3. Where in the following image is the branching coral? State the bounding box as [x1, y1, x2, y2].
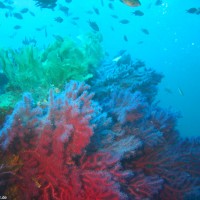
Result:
[91, 53, 163, 103]
[0, 81, 132, 199]
[0, 53, 200, 200]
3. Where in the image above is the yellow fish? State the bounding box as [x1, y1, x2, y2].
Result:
[121, 0, 141, 7]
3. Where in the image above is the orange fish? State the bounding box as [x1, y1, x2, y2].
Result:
[121, 0, 141, 7]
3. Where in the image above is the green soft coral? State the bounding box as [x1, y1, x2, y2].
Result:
[0, 46, 44, 91]
[0, 33, 103, 91]
[0, 32, 104, 115]
[41, 35, 96, 88]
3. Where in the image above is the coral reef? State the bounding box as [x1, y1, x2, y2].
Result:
[0, 54, 200, 199]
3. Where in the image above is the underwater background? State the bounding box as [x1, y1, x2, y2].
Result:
[0, 0, 200, 199]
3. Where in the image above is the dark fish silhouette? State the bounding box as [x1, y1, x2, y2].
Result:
[5, 11, 12, 18]
[65, 0, 72, 3]
[59, 5, 69, 16]
[164, 87, 173, 94]
[123, 35, 128, 42]
[132, 10, 144, 16]
[71, 21, 78, 26]
[34, 0, 57, 9]
[29, 11, 35, 16]
[141, 28, 149, 35]
[186, 8, 197, 13]
[20, 8, 29, 13]
[14, 25, 21, 29]
[35, 26, 46, 31]
[55, 17, 63, 23]
[53, 34, 64, 42]
[110, 26, 114, 31]
[137, 41, 143, 44]
[119, 19, 130, 24]
[93, 7, 100, 15]
[111, 14, 118, 19]
[13, 12, 23, 19]
[155, 0, 162, 6]
[72, 17, 80, 20]
[88, 20, 99, 31]
[86, 10, 93, 14]
[186, 8, 200, 15]
[22, 37, 37, 46]
[108, 3, 114, 10]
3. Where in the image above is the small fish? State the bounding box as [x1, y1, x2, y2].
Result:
[141, 28, 149, 35]
[93, 7, 100, 15]
[164, 87, 173, 94]
[59, 4, 69, 16]
[71, 21, 78, 26]
[29, 11, 35, 16]
[155, 0, 162, 6]
[20, 8, 29, 13]
[22, 37, 37, 46]
[88, 20, 99, 31]
[110, 26, 114, 31]
[178, 87, 184, 96]
[132, 10, 144, 16]
[147, 3, 152, 9]
[118, 49, 127, 55]
[55, 17, 63, 23]
[113, 50, 127, 61]
[123, 35, 128, 42]
[86, 10, 93, 14]
[53, 34, 64, 42]
[186, 8, 198, 14]
[13, 12, 23, 19]
[108, 3, 114, 10]
[14, 25, 21, 29]
[35, 26, 45, 31]
[137, 41, 144, 44]
[5, 11, 11, 18]
[65, 0, 72, 2]
[120, 0, 141, 7]
[111, 14, 118, 19]
[112, 55, 122, 62]
[119, 19, 130, 24]
[72, 16, 80, 20]
[34, 0, 57, 9]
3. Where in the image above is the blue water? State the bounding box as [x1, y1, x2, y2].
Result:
[0, 0, 200, 137]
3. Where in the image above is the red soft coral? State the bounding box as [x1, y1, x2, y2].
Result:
[0, 81, 128, 199]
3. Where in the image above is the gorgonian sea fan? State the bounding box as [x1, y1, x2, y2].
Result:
[0, 78, 199, 199]
[0, 81, 130, 199]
